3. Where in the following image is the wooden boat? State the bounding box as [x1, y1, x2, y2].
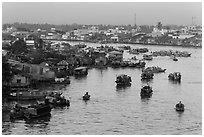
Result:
[74, 67, 88, 76]
[45, 92, 70, 107]
[9, 105, 27, 120]
[143, 66, 166, 73]
[168, 72, 181, 81]
[10, 102, 52, 120]
[115, 74, 132, 86]
[135, 60, 146, 68]
[175, 102, 184, 111]
[131, 56, 138, 60]
[120, 61, 130, 67]
[111, 61, 121, 68]
[141, 71, 154, 80]
[173, 56, 178, 61]
[140, 85, 153, 98]
[137, 48, 149, 53]
[52, 76, 70, 84]
[128, 49, 139, 55]
[7, 90, 47, 101]
[143, 54, 153, 60]
[128, 62, 137, 67]
[83, 92, 90, 100]
[24, 103, 52, 119]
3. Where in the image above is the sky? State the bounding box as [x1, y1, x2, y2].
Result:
[2, 2, 202, 26]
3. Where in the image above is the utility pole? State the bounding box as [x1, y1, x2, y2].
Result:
[194, 16, 196, 26]
[192, 16, 196, 26]
[134, 13, 136, 28]
[192, 16, 194, 25]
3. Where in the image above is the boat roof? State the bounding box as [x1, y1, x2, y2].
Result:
[174, 72, 181, 74]
[109, 51, 123, 55]
[117, 74, 129, 77]
[74, 66, 87, 70]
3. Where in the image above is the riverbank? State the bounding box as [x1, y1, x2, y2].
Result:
[43, 39, 202, 48]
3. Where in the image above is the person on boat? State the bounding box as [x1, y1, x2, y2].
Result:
[50, 92, 54, 97]
[14, 103, 21, 112]
[44, 98, 49, 105]
[37, 100, 41, 104]
[15, 103, 20, 109]
[176, 101, 184, 108]
[85, 92, 89, 96]
[55, 93, 61, 100]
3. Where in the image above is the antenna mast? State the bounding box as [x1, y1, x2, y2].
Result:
[134, 13, 136, 27]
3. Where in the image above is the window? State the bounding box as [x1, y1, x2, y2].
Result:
[40, 67, 43, 75]
[24, 66, 30, 73]
[17, 79, 21, 84]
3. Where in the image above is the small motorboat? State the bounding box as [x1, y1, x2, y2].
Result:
[24, 103, 52, 119]
[140, 85, 153, 98]
[115, 74, 132, 86]
[141, 71, 154, 80]
[74, 67, 88, 76]
[135, 60, 146, 68]
[143, 66, 166, 73]
[46, 92, 70, 107]
[52, 76, 71, 84]
[143, 54, 153, 60]
[83, 92, 90, 100]
[168, 72, 181, 81]
[175, 101, 185, 111]
[173, 55, 178, 61]
[173, 58, 178, 61]
[9, 104, 27, 120]
[7, 89, 46, 101]
[10, 101, 52, 120]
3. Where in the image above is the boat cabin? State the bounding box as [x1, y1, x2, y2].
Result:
[115, 74, 132, 86]
[74, 67, 88, 76]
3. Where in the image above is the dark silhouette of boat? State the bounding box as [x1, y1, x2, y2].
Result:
[140, 85, 153, 98]
[115, 74, 132, 86]
[143, 66, 166, 73]
[173, 58, 178, 61]
[45, 91, 70, 107]
[74, 67, 88, 76]
[83, 92, 90, 100]
[143, 54, 153, 60]
[141, 71, 154, 80]
[7, 89, 47, 101]
[168, 72, 181, 81]
[175, 101, 184, 111]
[10, 101, 52, 120]
[52, 76, 70, 84]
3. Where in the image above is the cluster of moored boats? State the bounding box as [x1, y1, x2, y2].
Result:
[9, 66, 91, 121]
[9, 90, 91, 120]
[9, 91, 71, 120]
[152, 50, 191, 57]
[8, 46, 189, 120]
[10, 92, 90, 120]
[111, 60, 146, 68]
[115, 65, 183, 111]
[127, 48, 149, 54]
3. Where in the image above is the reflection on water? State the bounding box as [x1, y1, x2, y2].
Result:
[116, 84, 131, 91]
[25, 114, 51, 125]
[2, 43, 202, 135]
[168, 80, 181, 85]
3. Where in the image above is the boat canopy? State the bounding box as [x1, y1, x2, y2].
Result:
[74, 67, 87, 71]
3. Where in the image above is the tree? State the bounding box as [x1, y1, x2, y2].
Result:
[11, 39, 28, 54]
[157, 22, 163, 30]
[28, 49, 45, 64]
[2, 56, 14, 84]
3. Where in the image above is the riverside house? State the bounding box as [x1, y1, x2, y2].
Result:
[7, 59, 55, 82]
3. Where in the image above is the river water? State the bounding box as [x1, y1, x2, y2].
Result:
[2, 42, 202, 135]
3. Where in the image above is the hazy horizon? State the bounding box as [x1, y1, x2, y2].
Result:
[2, 2, 202, 26]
